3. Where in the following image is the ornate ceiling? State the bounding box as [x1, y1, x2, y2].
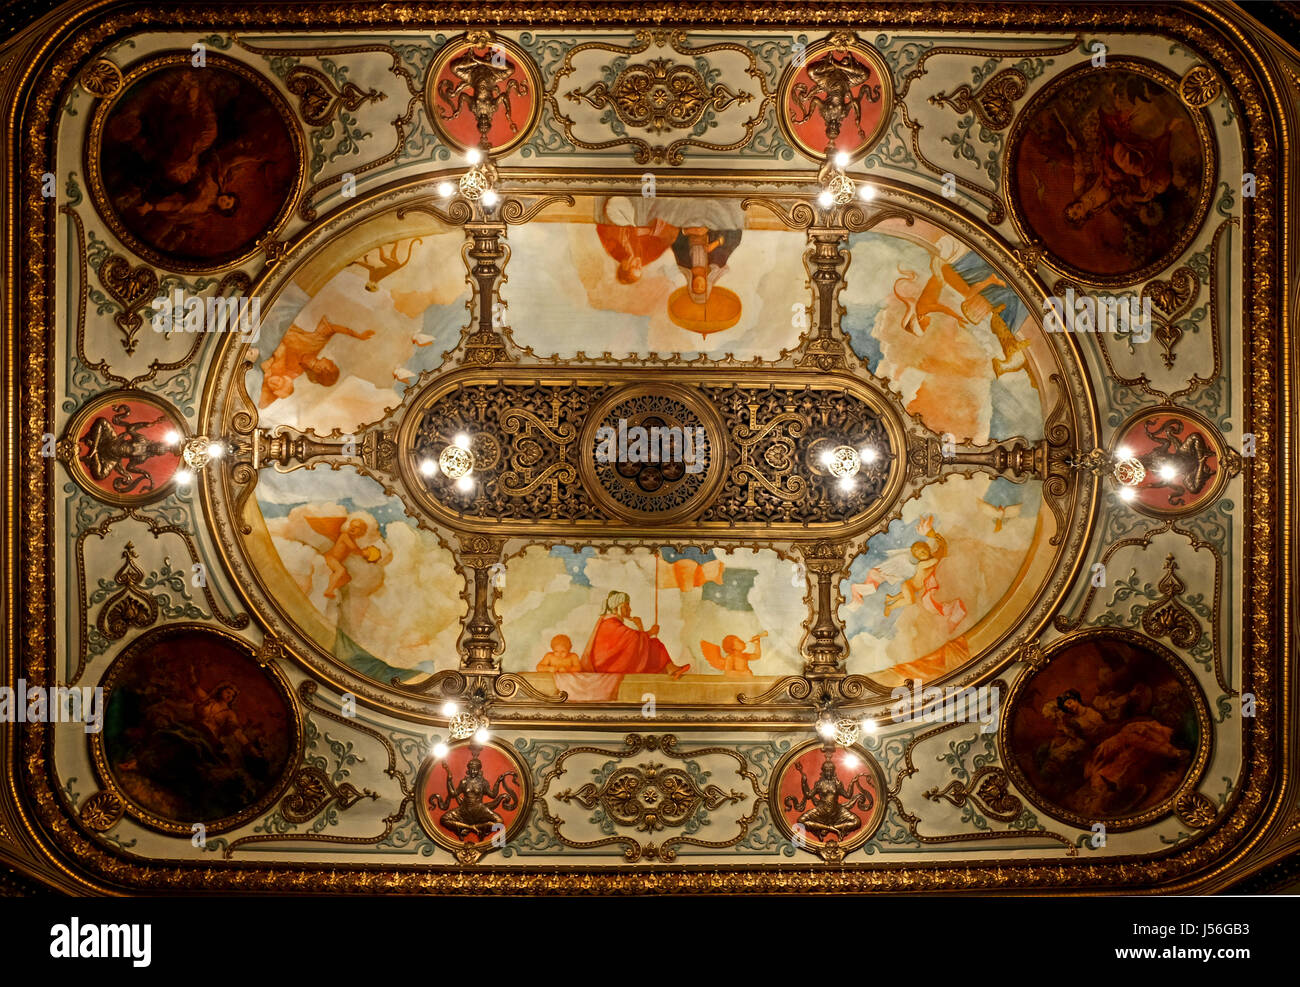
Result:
[0, 1, 1296, 894]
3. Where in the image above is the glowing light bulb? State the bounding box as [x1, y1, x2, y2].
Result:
[860, 446, 878, 464]
[456, 473, 474, 492]
[207, 442, 224, 459]
[466, 148, 482, 165]
[860, 718, 878, 734]
[1159, 464, 1177, 481]
[481, 189, 499, 207]
[819, 449, 834, 466]
[420, 458, 438, 477]
[432, 742, 449, 759]
[453, 433, 471, 450]
[1115, 446, 1133, 461]
[1119, 486, 1137, 502]
[164, 429, 181, 446]
[174, 469, 194, 486]
[817, 189, 834, 208]
[437, 180, 455, 198]
[817, 719, 837, 740]
[473, 726, 491, 744]
[441, 701, 459, 717]
[834, 150, 850, 168]
[839, 475, 855, 492]
[843, 753, 860, 769]
[859, 183, 877, 202]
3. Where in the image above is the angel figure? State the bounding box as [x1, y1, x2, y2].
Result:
[305, 516, 382, 598]
[850, 515, 967, 630]
[699, 632, 768, 676]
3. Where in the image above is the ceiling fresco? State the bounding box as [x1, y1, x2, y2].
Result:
[1, 2, 1296, 896]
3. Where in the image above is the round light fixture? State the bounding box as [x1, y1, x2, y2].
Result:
[438, 444, 474, 480]
[825, 444, 861, 479]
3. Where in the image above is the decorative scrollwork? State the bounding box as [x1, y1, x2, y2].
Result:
[1141, 554, 1203, 650]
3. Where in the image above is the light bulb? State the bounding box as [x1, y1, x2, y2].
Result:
[163, 429, 181, 446]
[1115, 445, 1133, 461]
[432, 742, 449, 759]
[441, 701, 459, 717]
[839, 475, 855, 492]
[466, 148, 482, 165]
[174, 469, 194, 486]
[207, 442, 224, 459]
[481, 189, 499, 207]
[437, 180, 455, 198]
[834, 149, 850, 168]
[859, 183, 877, 201]
[1159, 464, 1176, 481]
[419, 458, 438, 477]
[456, 473, 474, 492]
[860, 446, 878, 464]
[817, 719, 837, 740]
[817, 189, 834, 208]
[473, 726, 490, 744]
[453, 433, 471, 450]
[819, 449, 834, 466]
[1119, 486, 1137, 502]
[860, 718, 878, 734]
[843, 753, 860, 769]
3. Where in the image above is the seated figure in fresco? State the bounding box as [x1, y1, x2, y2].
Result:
[536, 634, 582, 673]
[595, 196, 679, 284]
[259, 316, 376, 408]
[783, 750, 876, 840]
[671, 226, 742, 305]
[579, 591, 690, 679]
[1079, 718, 1189, 816]
[429, 754, 519, 840]
[700, 632, 767, 677]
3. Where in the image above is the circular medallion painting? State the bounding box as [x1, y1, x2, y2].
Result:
[416, 741, 530, 859]
[770, 742, 887, 857]
[426, 35, 541, 156]
[1110, 408, 1228, 516]
[578, 384, 729, 524]
[778, 36, 893, 162]
[1007, 60, 1215, 284]
[87, 53, 302, 270]
[1002, 629, 1209, 830]
[95, 626, 298, 833]
[65, 391, 185, 505]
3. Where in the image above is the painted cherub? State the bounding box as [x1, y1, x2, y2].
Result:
[700, 631, 768, 676]
[536, 634, 582, 673]
[259, 316, 376, 408]
[850, 515, 967, 630]
[304, 516, 382, 598]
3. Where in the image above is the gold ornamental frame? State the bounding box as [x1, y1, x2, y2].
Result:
[424, 32, 544, 158]
[1105, 405, 1232, 519]
[83, 51, 307, 274]
[59, 388, 188, 507]
[767, 739, 889, 859]
[87, 623, 303, 836]
[996, 626, 1213, 834]
[413, 738, 534, 861]
[0, 1, 1290, 895]
[1002, 57, 1220, 289]
[775, 32, 895, 164]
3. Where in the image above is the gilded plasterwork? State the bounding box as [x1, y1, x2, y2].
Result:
[0, 2, 1292, 895]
